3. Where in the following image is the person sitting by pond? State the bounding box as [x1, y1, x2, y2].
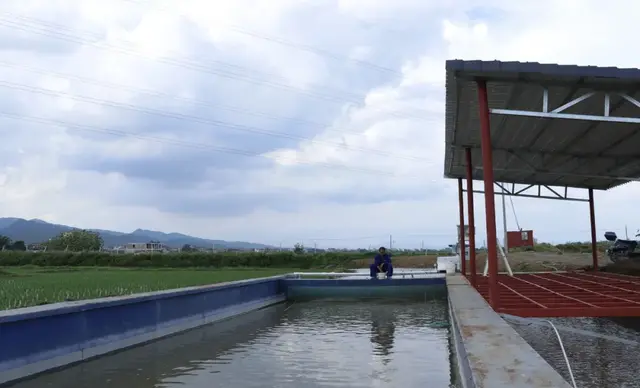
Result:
[370, 246, 393, 279]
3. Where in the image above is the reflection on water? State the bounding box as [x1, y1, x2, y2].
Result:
[370, 308, 396, 364]
[507, 316, 640, 388]
[12, 299, 454, 388]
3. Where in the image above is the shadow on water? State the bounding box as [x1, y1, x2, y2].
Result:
[507, 316, 640, 388]
[11, 298, 455, 388]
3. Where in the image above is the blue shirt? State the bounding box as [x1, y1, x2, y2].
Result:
[374, 253, 391, 266]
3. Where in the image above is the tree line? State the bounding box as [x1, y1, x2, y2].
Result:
[0, 230, 103, 252]
[0, 236, 26, 251]
[1, 228, 614, 255]
[0, 251, 365, 269]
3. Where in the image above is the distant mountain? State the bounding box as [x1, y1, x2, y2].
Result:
[0, 218, 270, 249]
[131, 228, 188, 241]
[0, 217, 20, 229]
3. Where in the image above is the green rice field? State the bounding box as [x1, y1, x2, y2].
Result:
[0, 267, 302, 310]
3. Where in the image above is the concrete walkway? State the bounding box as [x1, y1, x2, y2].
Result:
[447, 275, 572, 388]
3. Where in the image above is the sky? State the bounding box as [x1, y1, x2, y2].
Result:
[0, 0, 639, 249]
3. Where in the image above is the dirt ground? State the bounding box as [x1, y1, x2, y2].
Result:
[350, 255, 439, 269]
[350, 252, 608, 272]
[600, 260, 640, 276]
[473, 251, 604, 272]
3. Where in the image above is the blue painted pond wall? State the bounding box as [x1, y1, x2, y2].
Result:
[0, 276, 285, 385]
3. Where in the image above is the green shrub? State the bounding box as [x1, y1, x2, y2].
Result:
[0, 251, 365, 269]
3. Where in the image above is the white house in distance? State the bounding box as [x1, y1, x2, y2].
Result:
[123, 242, 168, 254]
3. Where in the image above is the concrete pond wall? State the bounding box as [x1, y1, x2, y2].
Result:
[0, 276, 286, 385]
[0, 273, 574, 387]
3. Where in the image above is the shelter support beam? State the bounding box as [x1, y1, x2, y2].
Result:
[465, 148, 477, 287]
[477, 79, 499, 309]
[588, 188, 598, 270]
[464, 145, 639, 171]
[457, 178, 466, 277]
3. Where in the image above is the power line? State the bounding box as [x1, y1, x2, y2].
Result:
[0, 111, 417, 177]
[0, 15, 362, 104]
[0, 13, 434, 121]
[0, 80, 432, 162]
[121, 0, 404, 77]
[0, 60, 438, 141]
[0, 10, 437, 177]
[301, 235, 390, 241]
[4, 12, 338, 97]
[299, 232, 457, 241]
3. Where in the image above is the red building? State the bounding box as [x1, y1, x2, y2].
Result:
[506, 230, 534, 249]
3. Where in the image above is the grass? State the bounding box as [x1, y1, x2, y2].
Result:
[0, 266, 307, 310]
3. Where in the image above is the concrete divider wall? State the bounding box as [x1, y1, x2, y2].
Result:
[0, 276, 286, 385]
[448, 296, 480, 388]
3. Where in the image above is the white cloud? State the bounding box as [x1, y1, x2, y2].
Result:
[0, 0, 638, 249]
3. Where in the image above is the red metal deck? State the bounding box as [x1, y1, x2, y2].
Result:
[474, 272, 640, 317]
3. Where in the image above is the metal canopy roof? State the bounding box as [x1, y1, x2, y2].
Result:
[444, 59, 640, 190]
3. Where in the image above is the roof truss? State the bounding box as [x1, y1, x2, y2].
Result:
[462, 182, 589, 202]
[492, 88, 640, 124]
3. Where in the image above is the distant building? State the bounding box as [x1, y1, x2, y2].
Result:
[123, 242, 168, 254]
[27, 243, 45, 252]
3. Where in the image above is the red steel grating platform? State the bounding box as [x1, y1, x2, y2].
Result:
[474, 272, 640, 317]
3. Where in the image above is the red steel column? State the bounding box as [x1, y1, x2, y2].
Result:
[477, 79, 499, 309]
[457, 178, 467, 276]
[465, 147, 477, 287]
[588, 188, 598, 270]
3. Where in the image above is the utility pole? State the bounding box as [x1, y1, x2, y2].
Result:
[501, 184, 508, 252]
[389, 235, 392, 250]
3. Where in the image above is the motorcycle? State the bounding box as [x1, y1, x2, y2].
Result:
[604, 231, 640, 263]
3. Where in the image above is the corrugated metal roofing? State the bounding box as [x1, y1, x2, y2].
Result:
[444, 59, 640, 190]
